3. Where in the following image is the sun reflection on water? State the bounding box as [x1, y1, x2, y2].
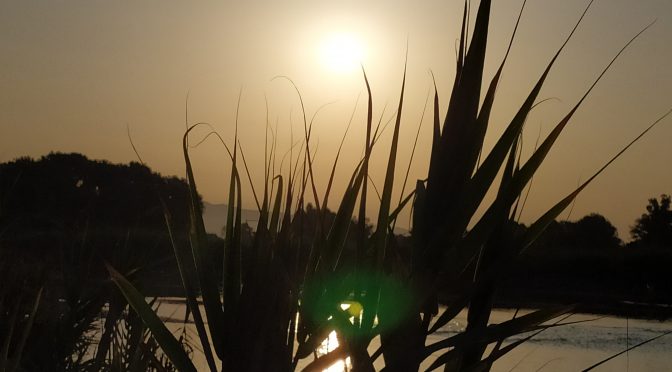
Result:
[318, 330, 352, 372]
[314, 301, 366, 371]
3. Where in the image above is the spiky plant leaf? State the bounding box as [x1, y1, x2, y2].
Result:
[161, 198, 217, 372]
[425, 305, 573, 358]
[106, 264, 197, 372]
[182, 125, 225, 360]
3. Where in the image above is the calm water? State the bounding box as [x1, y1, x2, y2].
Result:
[155, 300, 671, 371]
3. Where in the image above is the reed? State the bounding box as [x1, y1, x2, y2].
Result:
[109, 1, 670, 371]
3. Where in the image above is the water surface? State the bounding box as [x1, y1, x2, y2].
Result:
[155, 301, 671, 371]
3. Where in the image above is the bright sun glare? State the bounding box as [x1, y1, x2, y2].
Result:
[319, 32, 364, 74]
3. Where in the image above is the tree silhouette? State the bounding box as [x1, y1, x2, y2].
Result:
[529, 213, 622, 252]
[574, 213, 622, 250]
[0, 152, 193, 236]
[631, 194, 672, 248]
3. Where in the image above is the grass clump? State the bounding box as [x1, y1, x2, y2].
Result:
[109, 0, 671, 371]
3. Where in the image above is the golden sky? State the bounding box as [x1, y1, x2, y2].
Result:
[1, 0, 671, 240]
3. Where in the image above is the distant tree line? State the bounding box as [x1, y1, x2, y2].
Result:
[1, 152, 671, 367]
[0, 152, 197, 370]
[527, 194, 672, 252]
[500, 195, 672, 318]
[0, 152, 193, 234]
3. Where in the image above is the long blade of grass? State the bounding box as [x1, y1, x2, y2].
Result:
[441, 0, 491, 167]
[322, 95, 358, 218]
[225, 96, 243, 324]
[367, 56, 409, 361]
[357, 68, 374, 272]
[460, 0, 595, 229]
[464, 314, 581, 372]
[456, 23, 653, 274]
[427, 289, 474, 334]
[504, 21, 654, 212]
[425, 305, 573, 356]
[224, 156, 239, 283]
[429, 71, 441, 169]
[520, 107, 672, 252]
[430, 324, 538, 372]
[183, 124, 225, 359]
[423, 0, 491, 240]
[161, 201, 217, 371]
[323, 160, 367, 271]
[269, 175, 283, 238]
[582, 330, 672, 372]
[372, 54, 407, 268]
[389, 188, 416, 227]
[238, 142, 262, 212]
[468, 0, 527, 182]
[106, 264, 197, 372]
[394, 86, 430, 233]
[276, 76, 323, 214]
[225, 168, 243, 317]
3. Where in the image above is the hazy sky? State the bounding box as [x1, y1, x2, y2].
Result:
[1, 0, 671, 240]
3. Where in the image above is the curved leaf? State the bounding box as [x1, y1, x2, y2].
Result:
[106, 264, 197, 372]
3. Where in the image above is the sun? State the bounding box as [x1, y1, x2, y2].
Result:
[318, 32, 364, 74]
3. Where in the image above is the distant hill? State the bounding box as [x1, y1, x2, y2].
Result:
[202, 202, 259, 236]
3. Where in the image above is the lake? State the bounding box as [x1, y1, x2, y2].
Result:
[155, 300, 671, 371]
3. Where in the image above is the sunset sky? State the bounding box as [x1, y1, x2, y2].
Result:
[1, 0, 671, 240]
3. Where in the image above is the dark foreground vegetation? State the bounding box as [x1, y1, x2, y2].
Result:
[1, 153, 671, 370]
[3, 1, 672, 370]
[0, 153, 194, 371]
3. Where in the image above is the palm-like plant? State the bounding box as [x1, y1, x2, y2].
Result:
[109, 0, 670, 371]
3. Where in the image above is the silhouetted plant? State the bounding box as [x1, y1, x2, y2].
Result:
[108, 1, 671, 371]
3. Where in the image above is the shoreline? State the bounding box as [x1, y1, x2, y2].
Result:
[150, 295, 672, 323]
